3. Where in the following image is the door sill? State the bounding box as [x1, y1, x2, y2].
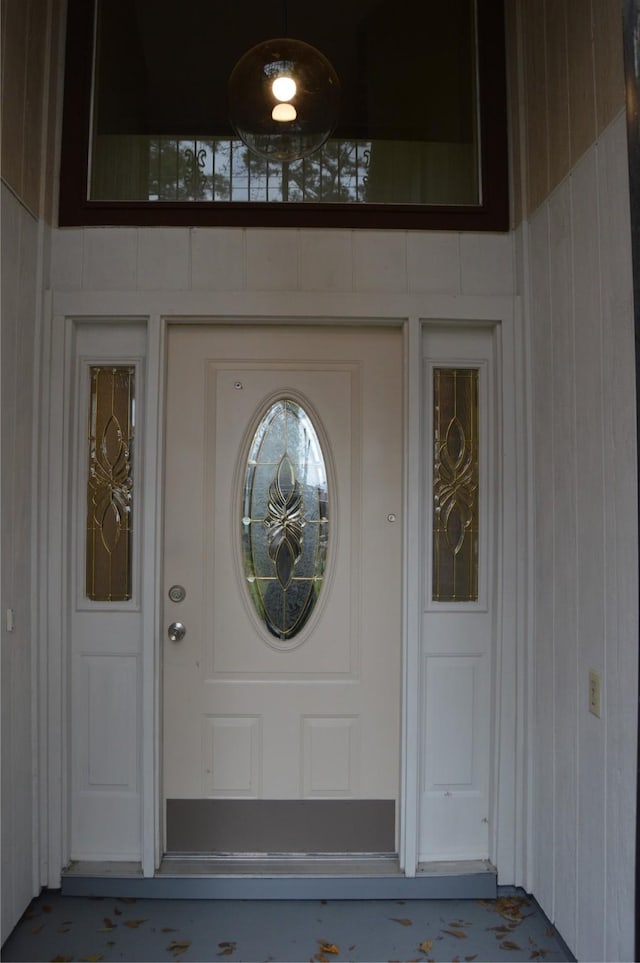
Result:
[159, 853, 401, 876]
[62, 857, 497, 899]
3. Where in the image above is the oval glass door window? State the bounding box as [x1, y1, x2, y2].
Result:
[241, 398, 329, 642]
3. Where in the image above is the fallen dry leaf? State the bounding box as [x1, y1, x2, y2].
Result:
[500, 940, 522, 951]
[167, 940, 191, 954]
[217, 941, 236, 957]
[318, 941, 340, 955]
[161, 927, 178, 932]
[443, 929, 468, 939]
[43, 905, 54, 914]
[390, 917, 413, 926]
[102, 918, 116, 930]
[80, 956, 103, 962]
[465, 956, 478, 961]
[118, 897, 137, 904]
[32, 923, 46, 934]
[50, 956, 73, 962]
[123, 919, 147, 929]
[494, 897, 529, 922]
[113, 907, 122, 916]
[314, 955, 328, 962]
[57, 928, 71, 934]
[418, 940, 433, 954]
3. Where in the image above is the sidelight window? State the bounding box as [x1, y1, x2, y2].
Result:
[432, 367, 479, 602]
[86, 366, 135, 602]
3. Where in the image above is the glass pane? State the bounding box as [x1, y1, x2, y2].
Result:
[91, 135, 478, 206]
[89, 0, 479, 208]
[86, 366, 135, 601]
[432, 368, 478, 602]
[242, 399, 329, 641]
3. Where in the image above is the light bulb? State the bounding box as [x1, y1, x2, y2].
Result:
[272, 103, 297, 122]
[272, 75, 296, 102]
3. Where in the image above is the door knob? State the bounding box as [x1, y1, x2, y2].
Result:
[168, 621, 186, 642]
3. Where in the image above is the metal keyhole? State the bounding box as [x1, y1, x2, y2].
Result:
[168, 621, 186, 642]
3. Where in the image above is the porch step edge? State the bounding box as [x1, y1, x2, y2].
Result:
[61, 864, 497, 900]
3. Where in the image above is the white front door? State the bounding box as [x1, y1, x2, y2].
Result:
[162, 324, 403, 854]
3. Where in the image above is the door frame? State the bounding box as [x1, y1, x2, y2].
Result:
[40, 294, 528, 886]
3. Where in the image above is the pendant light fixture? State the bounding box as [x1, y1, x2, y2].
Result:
[228, 20, 340, 163]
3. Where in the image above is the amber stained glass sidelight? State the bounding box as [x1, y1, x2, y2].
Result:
[86, 366, 135, 601]
[432, 367, 479, 602]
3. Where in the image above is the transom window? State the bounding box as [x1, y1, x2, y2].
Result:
[59, 0, 508, 229]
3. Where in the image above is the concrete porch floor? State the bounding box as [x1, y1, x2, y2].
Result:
[1, 887, 574, 962]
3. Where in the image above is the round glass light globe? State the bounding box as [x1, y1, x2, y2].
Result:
[228, 37, 340, 162]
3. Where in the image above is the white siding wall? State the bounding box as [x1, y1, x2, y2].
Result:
[526, 111, 637, 962]
[50, 227, 515, 300]
[1, 183, 42, 940]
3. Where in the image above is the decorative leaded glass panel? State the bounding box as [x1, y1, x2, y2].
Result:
[432, 368, 479, 602]
[86, 366, 135, 601]
[242, 399, 329, 641]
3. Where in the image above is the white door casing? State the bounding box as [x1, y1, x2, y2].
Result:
[162, 324, 403, 850]
[47, 296, 523, 884]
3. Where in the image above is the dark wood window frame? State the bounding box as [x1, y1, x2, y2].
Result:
[58, 0, 509, 231]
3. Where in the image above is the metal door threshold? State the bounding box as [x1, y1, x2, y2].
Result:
[62, 857, 497, 899]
